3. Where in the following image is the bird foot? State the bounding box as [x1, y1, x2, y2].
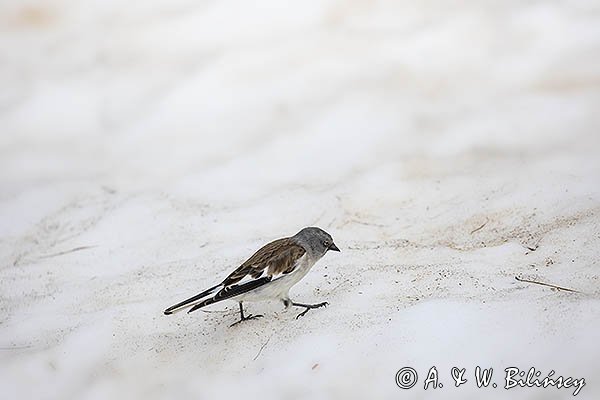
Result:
[292, 301, 329, 319]
[229, 314, 263, 327]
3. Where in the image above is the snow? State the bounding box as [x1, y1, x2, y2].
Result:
[1, 1, 600, 399]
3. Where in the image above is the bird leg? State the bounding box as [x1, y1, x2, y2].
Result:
[230, 302, 263, 327]
[291, 301, 329, 319]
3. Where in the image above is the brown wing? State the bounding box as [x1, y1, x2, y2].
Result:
[221, 238, 306, 287]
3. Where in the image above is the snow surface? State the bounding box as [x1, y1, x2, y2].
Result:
[1, 1, 600, 399]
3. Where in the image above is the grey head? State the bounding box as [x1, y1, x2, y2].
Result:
[292, 227, 340, 258]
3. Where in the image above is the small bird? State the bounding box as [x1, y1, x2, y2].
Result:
[164, 227, 340, 326]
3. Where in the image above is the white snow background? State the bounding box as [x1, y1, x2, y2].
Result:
[1, 1, 599, 399]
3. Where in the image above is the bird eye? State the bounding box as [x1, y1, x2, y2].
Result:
[323, 240, 330, 247]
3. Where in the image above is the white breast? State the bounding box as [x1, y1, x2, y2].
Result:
[232, 253, 317, 303]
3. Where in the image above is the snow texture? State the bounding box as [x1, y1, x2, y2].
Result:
[1, 1, 599, 399]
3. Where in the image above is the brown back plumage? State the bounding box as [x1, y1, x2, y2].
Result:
[221, 238, 305, 286]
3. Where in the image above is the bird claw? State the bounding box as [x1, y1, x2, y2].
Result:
[294, 302, 329, 319]
[229, 314, 263, 327]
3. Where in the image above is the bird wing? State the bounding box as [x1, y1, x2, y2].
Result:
[220, 238, 306, 286]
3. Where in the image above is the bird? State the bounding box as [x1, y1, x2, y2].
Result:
[163, 227, 340, 326]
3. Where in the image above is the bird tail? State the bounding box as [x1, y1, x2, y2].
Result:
[163, 284, 221, 315]
[187, 276, 273, 314]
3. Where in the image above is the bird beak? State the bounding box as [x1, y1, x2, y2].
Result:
[328, 242, 340, 252]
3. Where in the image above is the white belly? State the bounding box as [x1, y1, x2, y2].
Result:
[232, 254, 316, 303]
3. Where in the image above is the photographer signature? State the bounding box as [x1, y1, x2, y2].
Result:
[395, 366, 585, 396]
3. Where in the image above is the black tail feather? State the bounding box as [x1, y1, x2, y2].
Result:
[187, 277, 272, 314]
[163, 284, 220, 315]
[186, 296, 219, 314]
